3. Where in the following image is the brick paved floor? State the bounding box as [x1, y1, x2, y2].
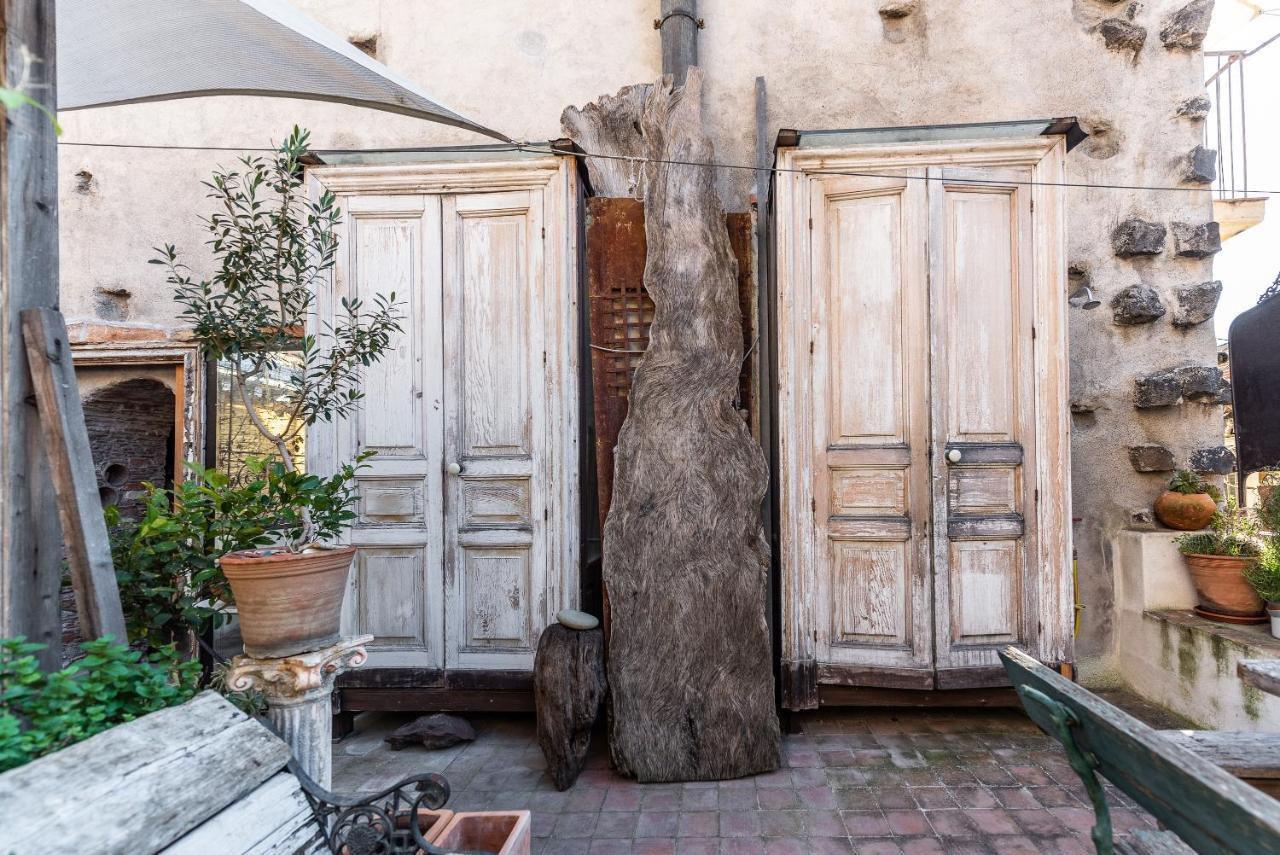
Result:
[334, 706, 1158, 853]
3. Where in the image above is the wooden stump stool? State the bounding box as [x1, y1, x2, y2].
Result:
[534, 622, 606, 790]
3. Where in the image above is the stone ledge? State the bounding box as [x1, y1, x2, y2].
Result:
[1145, 608, 1280, 658]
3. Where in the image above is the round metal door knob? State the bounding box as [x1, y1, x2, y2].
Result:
[446, 462, 462, 475]
[946, 449, 963, 464]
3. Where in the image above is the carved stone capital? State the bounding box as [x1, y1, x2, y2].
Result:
[229, 634, 373, 703]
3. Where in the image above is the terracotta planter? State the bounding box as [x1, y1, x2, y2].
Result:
[393, 808, 452, 845]
[433, 811, 531, 855]
[1184, 553, 1265, 622]
[1154, 491, 1217, 531]
[220, 545, 355, 658]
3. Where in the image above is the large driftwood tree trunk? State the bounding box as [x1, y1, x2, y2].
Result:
[562, 70, 779, 782]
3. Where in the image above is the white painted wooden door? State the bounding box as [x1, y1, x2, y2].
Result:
[783, 152, 1066, 692]
[926, 166, 1040, 687]
[808, 172, 934, 686]
[313, 161, 578, 674]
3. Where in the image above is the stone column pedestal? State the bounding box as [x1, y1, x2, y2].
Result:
[228, 634, 373, 788]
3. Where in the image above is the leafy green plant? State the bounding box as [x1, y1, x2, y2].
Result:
[155, 126, 402, 549]
[0, 636, 199, 772]
[1246, 487, 1280, 603]
[109, 455, 372, 648]
[1176, 500, 1261, 557]
[1168, 468, 1223, 502]
[108, 463, 275, 651]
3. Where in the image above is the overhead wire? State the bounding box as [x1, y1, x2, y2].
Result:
[58, 137, 1280, 197]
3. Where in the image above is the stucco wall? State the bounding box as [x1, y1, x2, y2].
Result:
[57, 0, 1223, 665]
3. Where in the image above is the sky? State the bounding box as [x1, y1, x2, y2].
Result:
[1206, 1, 1280, 340]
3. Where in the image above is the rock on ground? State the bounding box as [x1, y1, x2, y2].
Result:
[384, 713, 476, 751]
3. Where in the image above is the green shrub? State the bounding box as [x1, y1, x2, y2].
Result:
[110, 456, 371, 650]
[1246, 488, 1280, 603]
[0, 636, 199, 772]
[109, 463, 275, 651]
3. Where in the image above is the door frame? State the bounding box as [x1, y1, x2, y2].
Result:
[304, 155, 580, 672]
[775, 137, 1071, 708]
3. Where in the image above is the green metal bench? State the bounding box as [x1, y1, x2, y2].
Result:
[1000, 646, 1280, 854]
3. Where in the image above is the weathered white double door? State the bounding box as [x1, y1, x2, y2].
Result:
[308, 160, 578, 673]
[778, 141, 1072, 697]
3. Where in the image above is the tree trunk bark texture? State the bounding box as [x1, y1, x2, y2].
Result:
[562, 70, 780, 782]
[534, 623, 607, 790]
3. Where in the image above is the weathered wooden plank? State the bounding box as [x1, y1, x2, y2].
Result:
[1239, 659, 1280, 698]
[561, 85, 649, 198]
[0, 0, 63, 668]
[1159, 730, 1280, 779]
[564, 71, 780, 782]
[946, 513, 1026, 539]
[21, 307, 127, 642]
[1002, 647, 1280, 854]
[0, 692, 291, 854]
[165, 773, 324, 855]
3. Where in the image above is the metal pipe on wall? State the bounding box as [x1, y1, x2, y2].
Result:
[657, 0, 699, 85]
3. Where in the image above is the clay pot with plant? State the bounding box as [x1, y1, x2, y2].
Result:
[1155, 469, 1221, 531]
[1176, 501, 1265, 624]
[156, 127, 403, 659]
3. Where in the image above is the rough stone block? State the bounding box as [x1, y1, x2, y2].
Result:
[385, 713, 476, 750]
[535, 623, 606, 790]
[878, 0, 918, 18]
[1129, 445, 1177, 473]
[1190, 446, 1236, 476]
[1173, 280, 1222, 327]
[1183, 145, 1217, 184]
[1175, 365, 1227, 402]
[1160, 0, 1214, 50]
[1095, 18, 1147, 56]
[1170, 221, 1221, 258]
[1134, 370, 1183, 408]
[1176, 94, 1212, 120]
[1110, 285, 1166, 325]
[1112, 218, 1166, 257]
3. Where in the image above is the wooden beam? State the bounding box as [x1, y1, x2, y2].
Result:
[0, 0, 62, 667]
[21, 308, 127, 642]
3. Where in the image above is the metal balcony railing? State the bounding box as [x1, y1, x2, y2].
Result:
[1206, 49, 1251, 199]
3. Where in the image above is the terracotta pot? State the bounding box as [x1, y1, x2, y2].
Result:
[220, 545, 355, 658]
[1154, 491, 1217, 531]
[433, 811, 531, 855]
[1184, 553, 1264, 620]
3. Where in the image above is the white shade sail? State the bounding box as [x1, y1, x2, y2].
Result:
[56, 0, 509, 142]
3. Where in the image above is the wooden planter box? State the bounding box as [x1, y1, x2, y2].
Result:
[432, 811, 531, 855]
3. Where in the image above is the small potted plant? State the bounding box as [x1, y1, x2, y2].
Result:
[1155, 469, 1221, 531]
[1176, 501, 1264, 624]
[155, 128, 402, 659]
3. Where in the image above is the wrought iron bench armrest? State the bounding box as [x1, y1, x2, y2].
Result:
[289, 758, 489, 854]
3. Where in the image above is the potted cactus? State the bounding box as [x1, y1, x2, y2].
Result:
[155, 128, 402, 658]
[1176, 502, 1264, 624]
[1155, 469, 1220, 531]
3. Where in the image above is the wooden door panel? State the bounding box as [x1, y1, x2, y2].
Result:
[929, 167, 1037, 674]
[811, 173, 932, 674]
[443, 191, 546, 671]
[330, 194, 445, 669]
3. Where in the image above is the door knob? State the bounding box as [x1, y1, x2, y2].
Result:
[446, 462, 462, 475]
[946, 449, 962, 464]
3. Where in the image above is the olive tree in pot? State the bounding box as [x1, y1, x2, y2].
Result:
[1176, 501, 1265, 624]
[155, 127, 402, 659]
